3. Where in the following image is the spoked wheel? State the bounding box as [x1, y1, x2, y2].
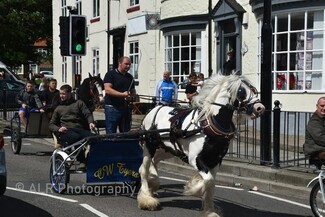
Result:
[11, 128, 22, 154]
[310, 179, 325, 217]
[50, 155, 70, 194]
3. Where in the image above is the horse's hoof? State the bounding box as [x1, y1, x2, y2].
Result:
[137, 192, 160, 211]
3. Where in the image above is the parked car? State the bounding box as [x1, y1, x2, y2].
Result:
[0, 80, 25, 109]
[39, 71, 53, 79]
[0, 61, 25, 85]
[0, 133, 6, 196]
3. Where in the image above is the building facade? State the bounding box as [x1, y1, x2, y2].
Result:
[52, 0, 325, 112]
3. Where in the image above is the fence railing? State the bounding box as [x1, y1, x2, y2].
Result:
[228, 100, 313, 169]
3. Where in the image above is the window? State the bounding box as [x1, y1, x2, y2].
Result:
[76, 0, 82, 15]
[93, 0, 100, 18]
[130, 0, 139, 7]
[129, 41, 139, 80]
[61, 0, 67, 16]
[92, 49, 99, 76]
[165, 32, 202, 86]
[258, 10, 325, 91]
[62, 57, 67, 83]
[76, 56, 82, 75]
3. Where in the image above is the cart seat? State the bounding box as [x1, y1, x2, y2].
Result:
[26, 112, 52, 137]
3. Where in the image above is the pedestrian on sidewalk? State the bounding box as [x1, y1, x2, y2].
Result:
[303, 96, 325, 160]
[154, 70, 178, 106]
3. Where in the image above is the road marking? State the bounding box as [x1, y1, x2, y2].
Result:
[160, 176, 243, 191]
[80, 203, 109, 217]
[7, 187, 78, 203]
[248, 191, 310, 209]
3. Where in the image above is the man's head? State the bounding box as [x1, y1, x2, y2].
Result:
[316, 97, 325, 117]
[48, 78, 57, 92]
[59, 84, 72, 102]
[118, 56, 131, 73]
[163, 71, 171, 81]
[25, 80, 35, 93]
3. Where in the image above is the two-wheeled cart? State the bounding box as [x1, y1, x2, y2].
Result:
[49, 131, 146, 194]
[9, 110, 53, 154]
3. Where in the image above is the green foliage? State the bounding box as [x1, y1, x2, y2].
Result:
[0, 0, 52, 67]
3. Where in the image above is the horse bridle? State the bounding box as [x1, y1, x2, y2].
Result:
[210, 80, 260, 114]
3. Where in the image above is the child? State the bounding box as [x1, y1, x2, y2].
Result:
[193, 73, 204, 93]
[16, 80, 44, 127]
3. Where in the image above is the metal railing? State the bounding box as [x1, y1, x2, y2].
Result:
[228, 100, 312, 169]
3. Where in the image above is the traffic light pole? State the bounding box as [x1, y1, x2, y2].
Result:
[260, 0, 272, 165]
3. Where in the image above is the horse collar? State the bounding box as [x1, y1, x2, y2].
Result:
[200, 115, 235, 139]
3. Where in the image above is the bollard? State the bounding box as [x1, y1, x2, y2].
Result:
[272, 100, 281, 168]
[3, 85, 7, 120]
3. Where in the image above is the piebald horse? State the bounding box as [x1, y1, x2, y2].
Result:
[137, 74, 265, 217]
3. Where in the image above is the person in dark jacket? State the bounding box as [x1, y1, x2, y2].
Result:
[185, 73, 198, 104]
[49, 84, 95, 146]
[16, 80, 43, 127]
[303, 97, 325, 159]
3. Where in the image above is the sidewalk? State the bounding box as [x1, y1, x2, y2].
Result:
[0, 110, 315, 200]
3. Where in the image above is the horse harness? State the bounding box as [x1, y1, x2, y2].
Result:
[145, 104, 237, 163]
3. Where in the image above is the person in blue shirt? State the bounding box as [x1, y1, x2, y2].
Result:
[155, 71, 178, 106]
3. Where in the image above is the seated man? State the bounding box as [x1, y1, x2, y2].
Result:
[49, 84, 95, 169]
[303, 97, 325, 161]
[16, 80, 44, 128]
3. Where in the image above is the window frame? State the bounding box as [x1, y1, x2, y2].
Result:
[129, 41, 139, 80]
[257, 10, 325, 92]
[164, 32, 203, 88]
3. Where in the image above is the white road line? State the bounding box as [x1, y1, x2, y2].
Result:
[7, 187, 78, 203]
[80, 203, 109, 217]
[248, 191, 310, 209]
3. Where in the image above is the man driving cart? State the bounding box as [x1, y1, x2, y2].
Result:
[49, 84, 95, 170]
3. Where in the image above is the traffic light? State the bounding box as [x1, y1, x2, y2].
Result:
[59, 16, 70, 56]
[70, 15, 87, 56]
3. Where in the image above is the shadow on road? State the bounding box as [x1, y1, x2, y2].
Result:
[0, 195, 52, 217]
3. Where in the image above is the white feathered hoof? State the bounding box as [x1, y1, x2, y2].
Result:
[184, 173, 204, 197]
[137, 191, 160, 211]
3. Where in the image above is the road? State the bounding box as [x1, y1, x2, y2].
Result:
[0, 136, 315, 217]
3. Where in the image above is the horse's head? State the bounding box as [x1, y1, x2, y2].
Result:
[192, 74, 265, 119]
[235, 79, 265, 119]
[87, 73, 104, 103]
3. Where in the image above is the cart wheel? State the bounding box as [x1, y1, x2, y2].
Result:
[11, 128, 22, 154]
[50, 155, 70, 194]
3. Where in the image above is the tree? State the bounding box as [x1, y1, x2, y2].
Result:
[0, 0, 52, 68]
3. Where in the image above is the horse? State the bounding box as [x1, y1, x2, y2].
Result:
[137, 73, 265, 217]
[76, 73, 104, 112]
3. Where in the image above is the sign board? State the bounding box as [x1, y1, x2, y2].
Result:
[87, 139, 143, 183]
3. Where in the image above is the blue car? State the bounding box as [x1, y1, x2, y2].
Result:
[0, 133, 6, 195]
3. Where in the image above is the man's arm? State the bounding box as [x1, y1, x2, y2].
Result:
[307, 117, 325, 147]
[104, 83, 129, 98]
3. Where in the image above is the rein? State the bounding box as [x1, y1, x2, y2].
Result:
[210, 102, 238, 111]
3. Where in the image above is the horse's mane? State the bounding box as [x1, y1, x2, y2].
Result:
[191, 73, 243, 116]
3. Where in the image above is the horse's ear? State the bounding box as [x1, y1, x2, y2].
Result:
[88, 72, 92, 78]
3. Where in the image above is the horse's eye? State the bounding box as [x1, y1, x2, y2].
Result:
[237, 86, 247, 101]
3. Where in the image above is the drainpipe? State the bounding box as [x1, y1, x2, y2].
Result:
[107, 0, 111, 72]
[208, 0, 212, 76]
